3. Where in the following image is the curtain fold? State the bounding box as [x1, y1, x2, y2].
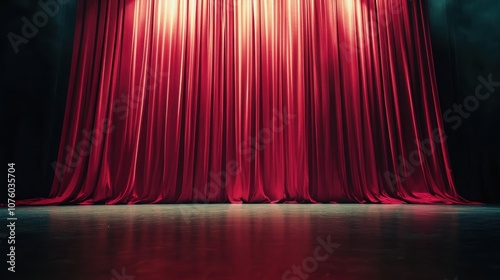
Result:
[32, 0, 467, 204]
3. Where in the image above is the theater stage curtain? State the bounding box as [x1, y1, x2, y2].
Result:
[36, 0, 466, 204]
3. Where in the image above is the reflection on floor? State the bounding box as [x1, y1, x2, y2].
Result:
[2, 204, 499, 280]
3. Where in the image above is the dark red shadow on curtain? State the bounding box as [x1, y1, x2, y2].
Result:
[25, 0, 470, 204]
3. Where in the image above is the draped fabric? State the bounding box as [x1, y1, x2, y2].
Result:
[32, 0, 466, 204]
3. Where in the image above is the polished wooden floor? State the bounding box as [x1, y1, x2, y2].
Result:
[3, 205, 499, 280]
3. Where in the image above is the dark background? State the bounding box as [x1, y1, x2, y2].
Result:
[1, 0, 499, 202]
[428, 0, 500, 202]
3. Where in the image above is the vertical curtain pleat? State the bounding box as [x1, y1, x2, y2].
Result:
[34, 0, 467, 205]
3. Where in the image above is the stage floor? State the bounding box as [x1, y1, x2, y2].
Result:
[3, 204, 499, 280]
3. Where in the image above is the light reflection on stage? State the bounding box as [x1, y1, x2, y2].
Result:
[7, 205, 500, 280]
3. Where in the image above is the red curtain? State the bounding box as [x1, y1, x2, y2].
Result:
[37, 0, 466, 204]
